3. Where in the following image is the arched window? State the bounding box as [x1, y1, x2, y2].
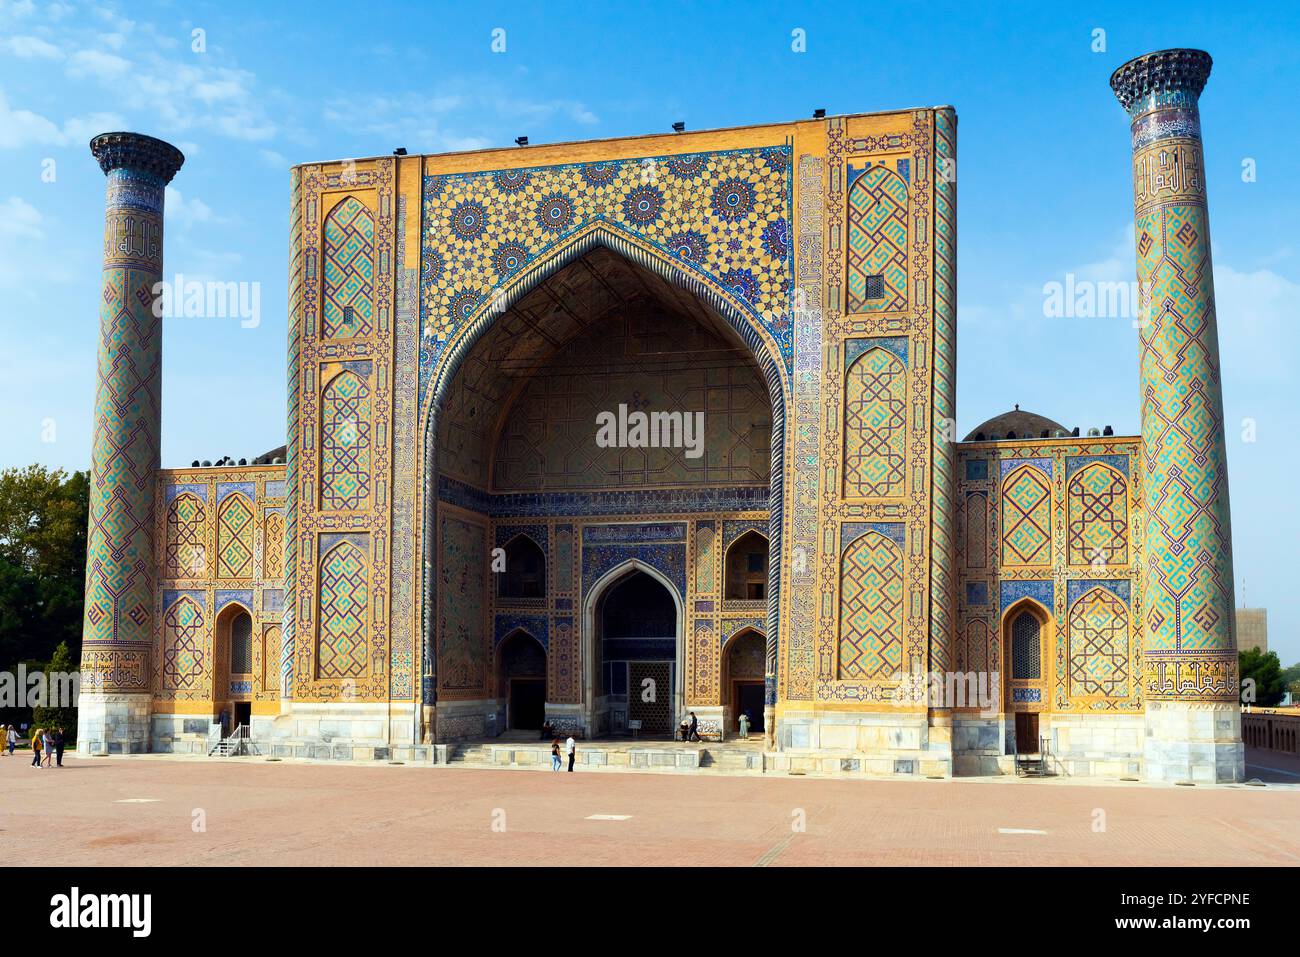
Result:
[322, 196, 375, 339]
[1010, 610, 1041, 680]
[216, 494, 255, 578]
[320, 370, 373, 511]
[843, 347, 907, 498]
[165, 493, 206, 578]
[724, 530, 769, 601]
[229, 610, 253, 675]
[846, 165, 909, 313]
[500, 535, 546, 599]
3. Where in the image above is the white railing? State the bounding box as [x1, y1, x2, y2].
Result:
[208, 723, 249, 757]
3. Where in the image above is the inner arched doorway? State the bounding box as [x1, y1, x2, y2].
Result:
[425, 239, 783, 745]
[497, 630, 547, 730]
[587, 566, 682, 738]
[722, 628, 766, 736]
[213, 603, 253, 732]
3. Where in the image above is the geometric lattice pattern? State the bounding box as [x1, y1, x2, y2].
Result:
[162, 596, 206, 692]
[317, 542, 369, 679]
[216, 494, 254, 578]
[843, 347, 907, 497]
[322, 197, 375, 339]
[320, 371, 372, 511]
[846, 166, 908, 313]
[1010, 611, 1041, 680]
[1002, 465, 1052, 565]
[838, 531, 904, 679]
[1068, 587, 1130, 697]
[263, 511, 285, 579]
[165, 493, 206, 578]
[1068, 463, 1128, 567]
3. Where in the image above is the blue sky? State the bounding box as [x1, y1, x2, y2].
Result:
[1, 0, 1296, 661]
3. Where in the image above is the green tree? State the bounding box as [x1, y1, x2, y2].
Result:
[0, 467, 88, 728]
[1281, 662, 1300, 696]
[1240, 648, 1285, 707]
[32, 640, 77, 743]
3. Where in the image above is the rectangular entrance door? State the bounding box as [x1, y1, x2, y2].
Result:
[1014, 712, 1039, 754]
[234, 702, 251, 728]
[509, 678, 545, 730]
[627, 661, 672, 735]
[734, 681, 765, 734]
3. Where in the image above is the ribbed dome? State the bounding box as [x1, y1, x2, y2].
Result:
[963, 406, 1068, 442]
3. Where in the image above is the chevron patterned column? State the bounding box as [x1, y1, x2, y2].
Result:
[77, 132, 184, 755]
[1110, 49, 1243, 783]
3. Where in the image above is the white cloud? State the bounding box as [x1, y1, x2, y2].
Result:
[3, 34, 64, 59]
[0, 196, 44, 240]
[67, 47, 131, 81]
[164, 186, 217, 229]
[0, 88, 121, 149]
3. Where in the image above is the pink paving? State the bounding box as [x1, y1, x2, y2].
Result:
[2, 750, 1296, 867]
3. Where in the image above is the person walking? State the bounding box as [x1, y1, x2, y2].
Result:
[54, 728, 65, 767]
[565, 735, 576, 772]
[42, 729, 54, 767]
[688, 711, 699, 742]
[5, 725, 15, 756]
[550, 738, 562, 771]
[30, 727, 43, 768]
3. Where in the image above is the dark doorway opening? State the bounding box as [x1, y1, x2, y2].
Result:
[598, 570, 677, 737]
[234, 702, 251, 728]
[498, 630, 547, 730]
[733, 681, 765, 734]
[1015, 712, 1039, 754]
[509, 679, 546, 730]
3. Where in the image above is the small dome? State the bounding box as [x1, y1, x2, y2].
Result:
[964, 406, 1068, 442]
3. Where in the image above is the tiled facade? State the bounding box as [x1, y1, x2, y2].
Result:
[77, 49, 1245, 782]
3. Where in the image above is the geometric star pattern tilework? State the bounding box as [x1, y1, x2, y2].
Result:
[419, 145, 794, 397]
[161, 596, 206, 694]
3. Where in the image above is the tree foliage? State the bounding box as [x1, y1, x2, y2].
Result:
[0, 466, 88, 727]
[1240, 648, 1285, 708]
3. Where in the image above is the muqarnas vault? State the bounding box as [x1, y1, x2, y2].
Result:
[76, 48, 1244, 783]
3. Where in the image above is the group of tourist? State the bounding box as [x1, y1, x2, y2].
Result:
[0, 726, 66, 767]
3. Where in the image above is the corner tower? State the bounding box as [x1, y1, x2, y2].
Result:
[78, 132, 184, 754]
[1110, 50, 1244, 782]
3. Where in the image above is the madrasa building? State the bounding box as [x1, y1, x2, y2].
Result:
[75, 48, 1245, 783]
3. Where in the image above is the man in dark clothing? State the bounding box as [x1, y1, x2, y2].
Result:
[54, 728, 65, 767]
[688, 712, 699, 742]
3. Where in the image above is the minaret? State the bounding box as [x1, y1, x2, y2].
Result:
[1110, 50, 1244, 783]
[77, 133, 184, 755]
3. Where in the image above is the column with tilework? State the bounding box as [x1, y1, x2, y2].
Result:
[1110, 49, 1243, 783]
[77, 132, 184, 755]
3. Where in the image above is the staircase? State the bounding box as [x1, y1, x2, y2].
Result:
[445, 743, 491, 766]
[208, 724, 249, 757]
[1014, 734, 1053, 777]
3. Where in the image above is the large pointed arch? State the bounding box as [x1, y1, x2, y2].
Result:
[419, 222, 790, 723]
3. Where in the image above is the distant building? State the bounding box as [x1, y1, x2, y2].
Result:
[1236, 608, 1268, 655]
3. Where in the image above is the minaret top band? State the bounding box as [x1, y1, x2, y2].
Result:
[1109, 48, 1212, 115]
[89, 131, 185, 183]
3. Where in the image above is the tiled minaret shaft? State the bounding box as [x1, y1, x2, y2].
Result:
[77, 132, 184, 755]
[1110, 49, 1243, 782]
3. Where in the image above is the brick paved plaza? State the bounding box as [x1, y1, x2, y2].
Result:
[2, 749, 1296, 867]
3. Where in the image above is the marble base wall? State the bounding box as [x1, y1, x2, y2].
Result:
[76, 693, 151, 755]
[1144, 700, 1245, 784]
